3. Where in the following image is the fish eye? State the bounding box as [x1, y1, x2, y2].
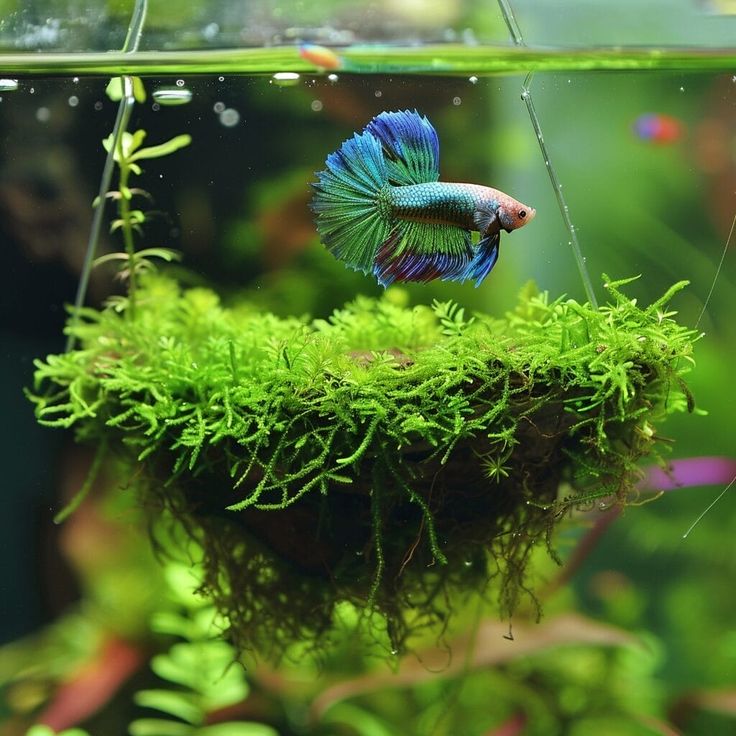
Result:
[519, 210, 527, 218]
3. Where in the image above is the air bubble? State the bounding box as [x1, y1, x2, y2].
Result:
[468, 75, 478, 84]
[270, 72, 300, 87]
[218, 76, 225, 82]
[311, 99, 323, 112]
[72, 76, 79, 84]
[175, 78, 185, 87]
[219, 107, 240, 127]
[452, 96, 461, 106]
[35, 106, 50, 122]
[0, 79, 18, 92]
[327, 73, 338, 83]
[374, 90, 383, 97]
[94, 101, 103, 111]
[213, 101, 225, 113]
[152, 87, 193, 106]
[68, 95, 79, 107]
[202, 22, 219, 41]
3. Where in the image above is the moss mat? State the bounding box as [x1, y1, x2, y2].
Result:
[29, 275, 698, 655]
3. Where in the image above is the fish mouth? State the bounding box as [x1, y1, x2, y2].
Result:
[524, 207, 537, 224]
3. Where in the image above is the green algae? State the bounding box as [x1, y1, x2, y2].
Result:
[28, 274, 697, 656]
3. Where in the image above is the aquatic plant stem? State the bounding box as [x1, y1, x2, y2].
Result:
[65, 0, 147, 350]
[497, 0, 599, 308]
[116, 119, 139, 319]
[65, 88, 135, 350]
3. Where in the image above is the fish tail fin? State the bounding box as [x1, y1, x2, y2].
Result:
[311, 130, 392, 275]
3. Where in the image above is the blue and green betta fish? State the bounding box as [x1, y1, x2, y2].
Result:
[311, 109, 535, 287]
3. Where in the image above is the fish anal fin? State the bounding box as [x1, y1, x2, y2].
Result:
[373, 220, 473, 286]
[462, 231, 500, 287]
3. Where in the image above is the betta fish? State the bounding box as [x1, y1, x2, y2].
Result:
[311, 109, 535, 287]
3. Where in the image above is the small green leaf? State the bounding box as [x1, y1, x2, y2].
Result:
[132, 76, 147, 103]
[137, 248, 182, 262]
[106, 77, 123, 100]
[129, 718, 194, 736]
[93, 253, 130, 268]
[130, 134, 192, 161]
[197, 724, 280, 736]
[134, 689, 203, 725]
[130, 129, 147, 153]
[105, 76, 146, 103]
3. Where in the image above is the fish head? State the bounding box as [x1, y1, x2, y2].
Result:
[497, 194, 536, 233]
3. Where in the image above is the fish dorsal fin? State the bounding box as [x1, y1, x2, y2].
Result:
[365, 110, 440, 186]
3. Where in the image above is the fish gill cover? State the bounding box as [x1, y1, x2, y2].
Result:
[28, 273, 697, 656]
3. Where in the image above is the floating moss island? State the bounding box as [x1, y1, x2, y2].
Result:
[29, 275, 697, 655]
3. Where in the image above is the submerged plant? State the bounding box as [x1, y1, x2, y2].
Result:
[28, 273, 698, 655]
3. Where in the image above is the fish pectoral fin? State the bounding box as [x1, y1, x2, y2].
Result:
[473, 203, 499, 236]
[365, 110, 440, 186]
[463, 231, 500, 287]
[373, 220, 473, 287]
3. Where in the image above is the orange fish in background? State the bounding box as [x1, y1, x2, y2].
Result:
[633, 113, 685, 144]
[299, 43, 343, 70]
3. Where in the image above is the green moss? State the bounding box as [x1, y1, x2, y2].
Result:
[28, 274, 697, 657]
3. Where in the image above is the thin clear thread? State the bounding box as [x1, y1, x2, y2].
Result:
[683, 475, 735, 539]
[682, 210, 736, 535]
[695, 210, 735, 329]
[497, 0, 598, 308]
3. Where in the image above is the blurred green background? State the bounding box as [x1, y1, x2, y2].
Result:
[1, 0, 735, 734]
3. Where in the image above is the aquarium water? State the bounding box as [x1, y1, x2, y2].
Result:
[1, 0, 735, 733]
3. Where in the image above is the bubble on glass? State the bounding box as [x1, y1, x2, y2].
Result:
[327, 73, 339, 83]
[452, 96, 461, 106]
[152, 102, 160, 111]
[152, 87, 193, 106]
[311, 99, 323, 112]
[218, 76, 225, 82]
[213, 101, 225, 113]
[202, 22, 219, 41]
[374, 89, 383, 98]
[29, 87, 35, 94]
[468, 75, 478, 85]
[175, 79, 185, 87]
[94, 101, 103, 111]
[270, 72, 300, 87]
[679, 86, 685, 92]
[35, 106, 50, 122]
[219, 107, 240, 127]
[0, 79, 19, 92]
[68, 95, 79, 107]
